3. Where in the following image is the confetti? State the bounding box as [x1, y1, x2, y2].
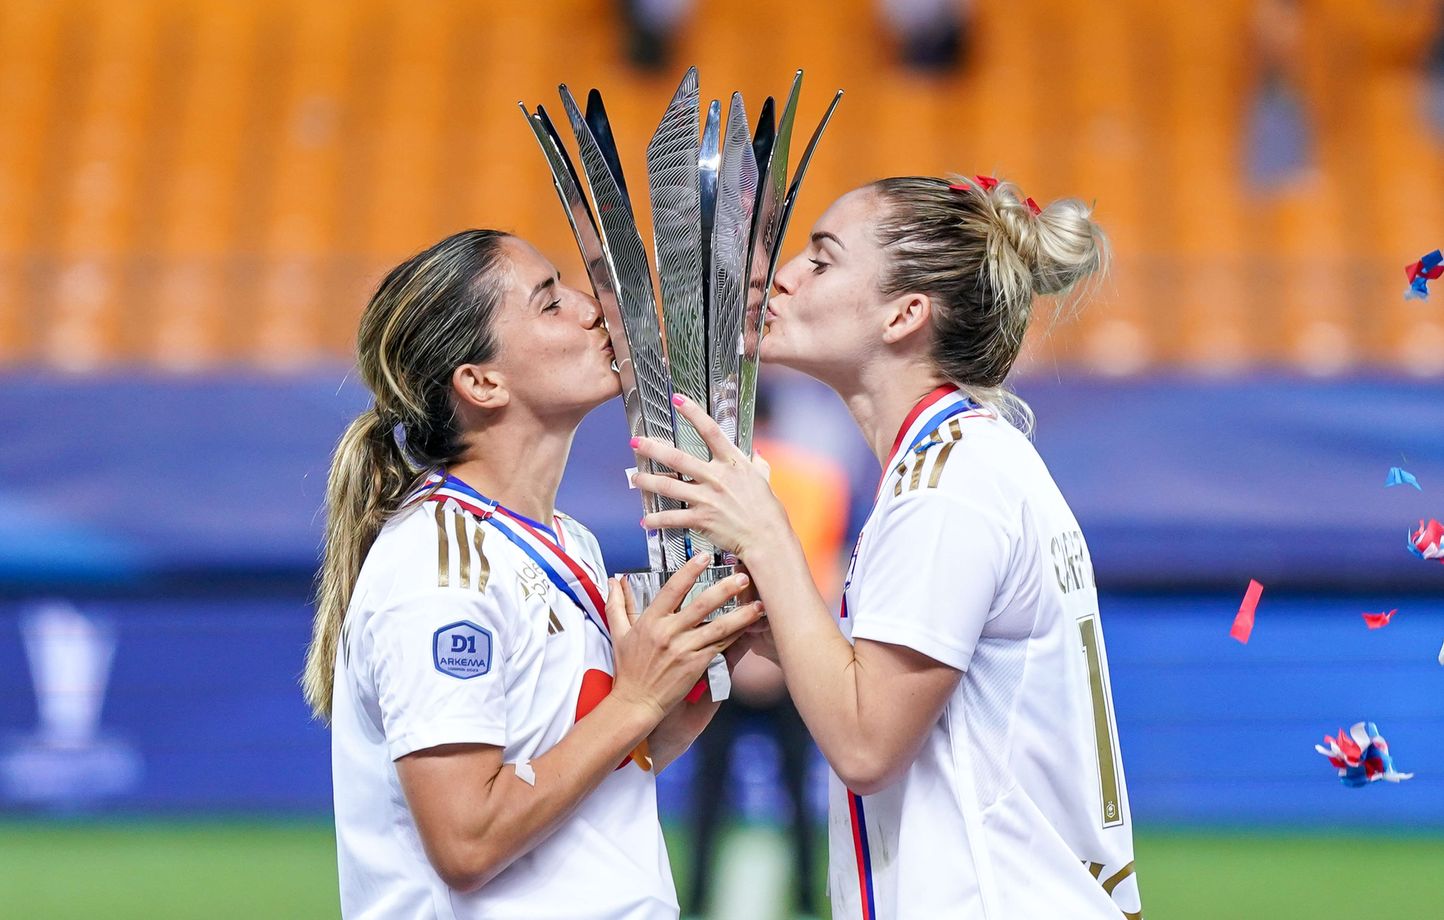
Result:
[1361, 609, 1397, 629]
[1385, 466, 1421, 490]
[1438, 639, 1444, 666]
[1230, 579, 1262, 643]
[1408, 518, 1444, 562]
[1315, 721, 1413, 787]
[1405, 249, 1443, 300]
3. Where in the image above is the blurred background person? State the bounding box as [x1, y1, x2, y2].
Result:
[682, 383, 848, 920]
[620, 0, 974, 70]
[1247, 0, 1314, 190]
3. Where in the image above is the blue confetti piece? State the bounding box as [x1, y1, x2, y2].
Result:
[1385, 466, 1422, 490]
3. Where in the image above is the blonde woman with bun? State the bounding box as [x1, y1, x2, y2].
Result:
[632, 176, 1142, 920]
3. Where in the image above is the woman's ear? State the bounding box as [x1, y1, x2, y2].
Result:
[881, 292, 932, 345]
[452, 364, 509, 411]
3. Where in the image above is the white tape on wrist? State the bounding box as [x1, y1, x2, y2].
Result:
[705, 653, 731, 702]
[514, 760, 536, 786]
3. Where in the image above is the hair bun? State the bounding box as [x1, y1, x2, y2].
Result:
[1024, 197, 1108, 296]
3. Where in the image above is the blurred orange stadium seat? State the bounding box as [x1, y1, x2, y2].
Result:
[0, 0, 63, 363]
[0, 0, 1442, 374]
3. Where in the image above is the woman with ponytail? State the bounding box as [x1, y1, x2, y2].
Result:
[305, 229, 762, 919]
[631, 177, 1143, 919]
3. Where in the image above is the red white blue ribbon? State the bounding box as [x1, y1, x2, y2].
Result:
[840, 385, 986, 619]
[419, 472, 611, 643]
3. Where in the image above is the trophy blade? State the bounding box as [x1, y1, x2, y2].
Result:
[585, 89, 630, 202]
[708, 92, 757, 452]
[645, 69, 714, 559]
[559, 84, 689, 570]
[645, 70, 707, 448]
[519, 104, 642, 440]
[750, 96, 776, 206]
[697, 99, 722, 318]
[737, 71, 803, 456]
[772, 89, 843, 277]
[521, 102, 666, 568]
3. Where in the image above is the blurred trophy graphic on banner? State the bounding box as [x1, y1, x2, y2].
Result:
[519, 70, 840, 699]
[1, 601, 141, 807]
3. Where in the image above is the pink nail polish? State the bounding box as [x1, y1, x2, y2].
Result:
[629, 436, 640, 449]
[671, 394, 685, 406]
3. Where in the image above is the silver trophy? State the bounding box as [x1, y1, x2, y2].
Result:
[521, 69, 841, 628]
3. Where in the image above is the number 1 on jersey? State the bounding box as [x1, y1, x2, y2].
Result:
[1078, 614, 1124, 828]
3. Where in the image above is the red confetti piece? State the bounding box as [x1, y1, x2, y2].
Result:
[1361, 609, 1397, 629]
[1410, 518, 1444, 561]
[1231, 579, 1263, 643]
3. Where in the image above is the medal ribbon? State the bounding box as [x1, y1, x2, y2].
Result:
[841, 385, 985, 619]
[426, 473, 612, 643]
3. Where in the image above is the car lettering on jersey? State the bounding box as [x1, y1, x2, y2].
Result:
[1050, 529, 1095, 594]
[432, 621, 494, 679]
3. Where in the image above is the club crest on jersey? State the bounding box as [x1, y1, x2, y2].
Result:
[432, 621, 493, 679]
[517, 562, 549, 601]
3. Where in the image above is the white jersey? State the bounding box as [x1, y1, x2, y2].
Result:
[828, 388, 1140, 920]
[330, 474, 677, 920]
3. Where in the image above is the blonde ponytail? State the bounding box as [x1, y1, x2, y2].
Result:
[303, 407, 419, 719]
[301, 229, 510, 721]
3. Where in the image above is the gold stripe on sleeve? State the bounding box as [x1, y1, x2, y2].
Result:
[1079, 614, 1124, 828]
[434, 504, 449, 588]
[472, 521, 490, 592]
[908, 450, 927, 491]
[454, 510, 471, 589]
[928, 439, 959, 488]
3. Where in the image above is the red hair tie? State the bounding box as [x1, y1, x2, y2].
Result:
[950, 176, 1040, 215]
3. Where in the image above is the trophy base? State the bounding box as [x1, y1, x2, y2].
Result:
[623, 564, 737, 622]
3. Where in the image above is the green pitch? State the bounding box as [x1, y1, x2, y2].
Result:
[1, 820, 1439, 918]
